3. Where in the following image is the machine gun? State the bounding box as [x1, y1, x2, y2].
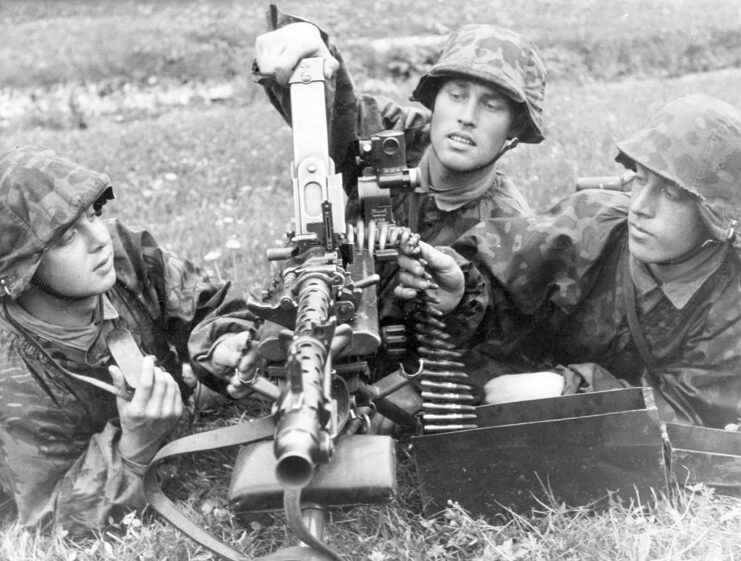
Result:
[142, 56, 422, 561]
[227, 57, 423, 560]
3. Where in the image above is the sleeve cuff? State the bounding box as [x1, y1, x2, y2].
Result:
[437, 246, 489, 346]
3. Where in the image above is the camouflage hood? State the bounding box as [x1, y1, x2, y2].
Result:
[411, 24, 546, 144]
[0, 145, 113, 299]
[617, 94, 741, 244]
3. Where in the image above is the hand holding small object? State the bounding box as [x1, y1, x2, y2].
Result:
[110, 355, 182, 466]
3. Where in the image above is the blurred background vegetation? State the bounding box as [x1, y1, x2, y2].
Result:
[1, 1, 741, 559]
[2, 0, 740, 292]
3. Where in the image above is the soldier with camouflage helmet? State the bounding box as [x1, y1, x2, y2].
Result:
[0, 145, 256, 532]
[394, 94, 741, 428]
[253, 5, 547, 244]
[246, 7, 547, 388]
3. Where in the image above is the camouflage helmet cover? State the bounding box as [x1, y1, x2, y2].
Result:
[616, 94, 741, 244]
[411, 24, 547, 144]
[0, 145, 113, 299]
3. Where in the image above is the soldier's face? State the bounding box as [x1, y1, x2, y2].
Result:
[628, 164, 709, 265]
[430, 79, 515, 173]
[34, 207, 116, 298]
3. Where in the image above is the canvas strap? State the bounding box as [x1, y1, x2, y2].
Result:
[144, 416, 337, 561]
[621, 256, 659, 374]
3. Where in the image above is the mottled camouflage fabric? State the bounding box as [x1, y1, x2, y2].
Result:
[617, 94, 741, 242]
[0, 217, 245, 532]
[411, 24, 547, 143]
[0, 145, 113, 299]
[451, 189, 741, 428]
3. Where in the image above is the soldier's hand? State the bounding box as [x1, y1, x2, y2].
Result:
[110, 356, 182, 466]
[394, 232, 465, 313]
[254, 22, 339, 85]
[210, 331, 252, 373]
[227, 344, 267, 400]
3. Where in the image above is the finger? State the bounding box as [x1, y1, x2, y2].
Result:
[273, 34, 327, 84]
[323, 55, 339, 80]
[143, 366, 170, 415]
[131, 356, 156, 407]
[273, 45, 300, 85]
[398, 229, 412, 254]
[227, 382, 253, 400]
[394, 285, 422, 301]
[213, 331, 251, 368]
[227, 370, 254, 400]
[397, 255, 427, 278]
[236, 348, 263, 379]
[163, 375, 183, 419]
[254, 36, 282, 75]
[109, 365, 126, 391]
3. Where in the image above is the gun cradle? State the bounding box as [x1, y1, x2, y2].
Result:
[251, 250, 382, 361]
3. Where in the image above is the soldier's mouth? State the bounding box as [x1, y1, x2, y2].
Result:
[448, 133, 476, 146]
[628, 221, 652, 239]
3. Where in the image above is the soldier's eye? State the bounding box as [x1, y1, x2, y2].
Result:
[442, 81, 468, 102]
[483, 99, 506, 112]
[662, 184, 688, 201]
[55, 228, 77, 247]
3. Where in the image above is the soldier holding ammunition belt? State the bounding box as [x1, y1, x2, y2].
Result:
[249, 6, 549, 392]
[394, 94, 741, 428]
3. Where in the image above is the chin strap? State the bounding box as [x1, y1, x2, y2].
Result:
[483, 137, 520, 169]
[656, 238, 723, 267]
[498, 137, 519, 159]
[30, 276, 91, 302]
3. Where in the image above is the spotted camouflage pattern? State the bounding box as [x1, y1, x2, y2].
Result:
[617, 94, 741, 243]
[0, 217, 247, 531]
[0, 145, 113, 299]
[411, 24, 547, 144]
[451, 188, 741, 428]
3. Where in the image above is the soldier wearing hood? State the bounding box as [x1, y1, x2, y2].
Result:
[0, 146, 254, 532]
[252, 6, 547, 243]
[394, 94, 741, 428]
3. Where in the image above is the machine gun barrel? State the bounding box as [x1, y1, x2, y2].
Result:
[273, 271, 335, 488]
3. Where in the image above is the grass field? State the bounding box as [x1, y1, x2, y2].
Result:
[1, 1, 741, 559]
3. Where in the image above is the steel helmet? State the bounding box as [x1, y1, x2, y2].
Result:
[411, 24, 547, 144]
[616, 94, 741, 244]
[0, 145, 113, 299]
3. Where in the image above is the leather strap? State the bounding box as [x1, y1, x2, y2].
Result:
[622, 256, 659, 374]
[144, 416, 336, 561]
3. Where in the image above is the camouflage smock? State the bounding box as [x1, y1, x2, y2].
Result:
[256, 7, 534, 245]
[450, 188, 741, 428]
[0, 220, 247, 533]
